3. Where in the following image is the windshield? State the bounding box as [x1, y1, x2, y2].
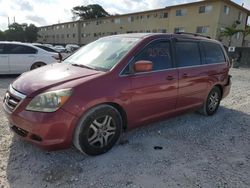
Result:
[63, 37, 139, 71]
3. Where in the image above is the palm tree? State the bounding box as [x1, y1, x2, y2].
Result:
[220, 23, 239, 46]
[239, 25, 250, 47]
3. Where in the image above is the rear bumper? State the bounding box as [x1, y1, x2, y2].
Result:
[222, 75, 232, 99]
[3, 103, 78, 151]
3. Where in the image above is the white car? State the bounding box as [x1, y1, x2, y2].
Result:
[65, 44, 80, 53]
[53, 45, 66, 53]
[0, 41, 60, 74]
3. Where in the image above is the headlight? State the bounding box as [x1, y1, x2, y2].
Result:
[26, 88, 72, 112]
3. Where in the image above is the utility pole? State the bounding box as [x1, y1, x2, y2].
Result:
[7, 17, 10, 29]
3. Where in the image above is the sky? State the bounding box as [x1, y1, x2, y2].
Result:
[0, 0, 249, 30]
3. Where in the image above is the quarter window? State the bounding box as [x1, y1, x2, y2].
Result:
[134, 41, 172, 71]
[176, 42, 201, 67]
[203, 42, 225, 64]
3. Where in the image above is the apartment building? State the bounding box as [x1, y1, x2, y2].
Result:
[38, 0, 250, 47]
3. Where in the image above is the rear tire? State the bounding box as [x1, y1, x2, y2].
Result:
[73, 105, 122, 156]
[30, 62, 46, 70]
[199, 86, 221, 116]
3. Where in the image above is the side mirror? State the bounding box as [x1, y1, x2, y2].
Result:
[134, 60, 153, 73]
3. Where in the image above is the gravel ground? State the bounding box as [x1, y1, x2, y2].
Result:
[0, 68, 250, 188]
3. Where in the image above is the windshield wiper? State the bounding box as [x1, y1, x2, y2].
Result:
[71, 63, 95, 70]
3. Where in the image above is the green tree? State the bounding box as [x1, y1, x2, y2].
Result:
[3, 23, 38, 42]
[25, 24, 39, 42]
[239, 25, 250, 47]
[0, 30, 5, 40]
[72, 4, 110, 20]
[220, 23, 239, 46]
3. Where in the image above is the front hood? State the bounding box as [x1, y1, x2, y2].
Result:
[12, 63, 102, 96]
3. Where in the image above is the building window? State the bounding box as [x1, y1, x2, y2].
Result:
[68, 24, 70, 28]
[159, 29, 167, 33]
[174, 27, 185, 33]
[56, 26, 59, 30]
[147, 14, 151, 18]
[61, 25, 65, 29]
[196, 26, 209, 33]
[199, 5, 213, 14]
[72, 33, 76, 38]
[235, 32, 241, 39]
[128, 16, 134, 22]
[114, 18, 121, 24]
[159, 12, 168, 18]
[67, 34, 70, 38]
[224, 5, 230, 14]
[176, 9, 187, 16]
[238, 12, 243, 22]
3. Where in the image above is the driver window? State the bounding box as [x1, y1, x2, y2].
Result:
[134, 41, 172, 71]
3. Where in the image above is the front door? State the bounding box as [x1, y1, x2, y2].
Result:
[126, 39, 178, 126]
[7, 44, 37, 74]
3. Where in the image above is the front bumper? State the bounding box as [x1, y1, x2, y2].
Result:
[3, 90, 78, 151]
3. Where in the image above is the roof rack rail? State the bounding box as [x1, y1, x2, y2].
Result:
[175, 32, 211, 39]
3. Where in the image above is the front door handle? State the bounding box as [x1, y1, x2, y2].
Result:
[166, 75, 174, 80]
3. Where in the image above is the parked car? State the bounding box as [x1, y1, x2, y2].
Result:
[53, 45, 67, 53]
[3, 33, 231, 155]
[43, 44, 54, 48]
[65, 44, 80, 53]
[33, 44, 62, 61]
[0, 41, 60, 74]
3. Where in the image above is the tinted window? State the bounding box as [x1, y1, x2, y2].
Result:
[6, 44, 37, 54]
[176, 42, 201, 67]
[203, 42, 225, 64]
[134, 41, 172, 71]
[35, 45, 57, 53]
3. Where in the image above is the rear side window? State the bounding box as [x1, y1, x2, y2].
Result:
[35, 45, 57, 53]
[6, 44, 37, 54]
[176, 42, 201, 67]
[203, 42, 225, 64]
[134, 41, 172, 71]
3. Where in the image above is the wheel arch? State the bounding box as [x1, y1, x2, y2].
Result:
[30, 61, 46, 70]
[214, 84, 223, 97]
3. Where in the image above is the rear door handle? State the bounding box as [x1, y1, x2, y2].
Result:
[166, 75, 174, 80]
[182, 73, 188, 78]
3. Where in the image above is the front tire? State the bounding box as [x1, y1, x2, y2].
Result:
[199, 86, 222, 116]
[73, 105, 122, 156]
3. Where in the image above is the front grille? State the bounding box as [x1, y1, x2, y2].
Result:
[4, 92, 21, 111]
[3, 85, 26, 112]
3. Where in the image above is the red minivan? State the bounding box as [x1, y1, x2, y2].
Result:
[3, 33, 231, 155]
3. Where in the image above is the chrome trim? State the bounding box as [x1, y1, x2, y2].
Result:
[176, 62, 227, 69]
[9, 85, 26, 99]
[4, 85, 26, 112]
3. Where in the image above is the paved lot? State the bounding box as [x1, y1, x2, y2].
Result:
[0, 68, 250, 188]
